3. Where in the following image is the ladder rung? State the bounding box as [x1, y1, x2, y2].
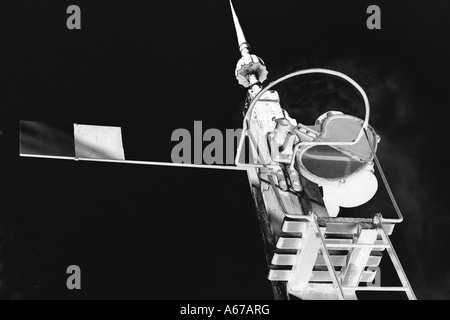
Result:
[316, 255, 382, 267]
[324, 223, 358, 235]
[277, 238, 354, 250]
[342, 286, 409, 292]
[324, 241, 387, 250]
[281, 221, 395, 236]
[291, 284, 407, 294]
[271, 254, 296, 266]
[268, 270, 376, 283]
[311, 271, 376, 283]
[282, 221, 307, 234]
[272, 254, 382, 267]
[268, 270, 291, 281]
[276, 238, 303, 250]
[282, 221, 357, 235]
[276, 237, 386, 251]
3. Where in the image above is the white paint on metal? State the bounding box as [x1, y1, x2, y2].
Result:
[74, 124, 125, 160]
[341, 229, 378, 287]
[276, 237, 380, 250]
[322, 169, 378, 217]
[229, 0, 247, 54]
[287, 223, 322, 291]
[269, 270, 376, 283]
[272, 254, 382, 267]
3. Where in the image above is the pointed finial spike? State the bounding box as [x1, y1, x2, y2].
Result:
[229, 0, 250, 56]
[229, 0, 268, 88]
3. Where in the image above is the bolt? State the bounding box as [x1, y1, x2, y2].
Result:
[373, 213, 383, 226]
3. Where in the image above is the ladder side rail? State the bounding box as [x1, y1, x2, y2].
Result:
[377, 225, 417, 300]
[312, 215, 346, 300]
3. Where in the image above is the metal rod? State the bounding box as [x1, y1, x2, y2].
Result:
[20, 153, 249, 171]
[342, 286, 409, 292]
[324, 243, 389, 249]
[378, 226, 417, 300]
[20, 154, 75, 161]
[313, 215, 346, 300]
[235, 68, 372, 171]
[365, 127, 404, 224]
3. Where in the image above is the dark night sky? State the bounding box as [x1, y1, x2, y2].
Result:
[1, 0, 450, 299]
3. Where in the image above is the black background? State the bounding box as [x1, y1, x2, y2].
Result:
[1, 0, 449, 299]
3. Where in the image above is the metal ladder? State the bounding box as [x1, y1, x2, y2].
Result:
[269, 213, 417, 300]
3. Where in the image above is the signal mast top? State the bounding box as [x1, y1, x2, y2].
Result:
[229, 0, 416, 300]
